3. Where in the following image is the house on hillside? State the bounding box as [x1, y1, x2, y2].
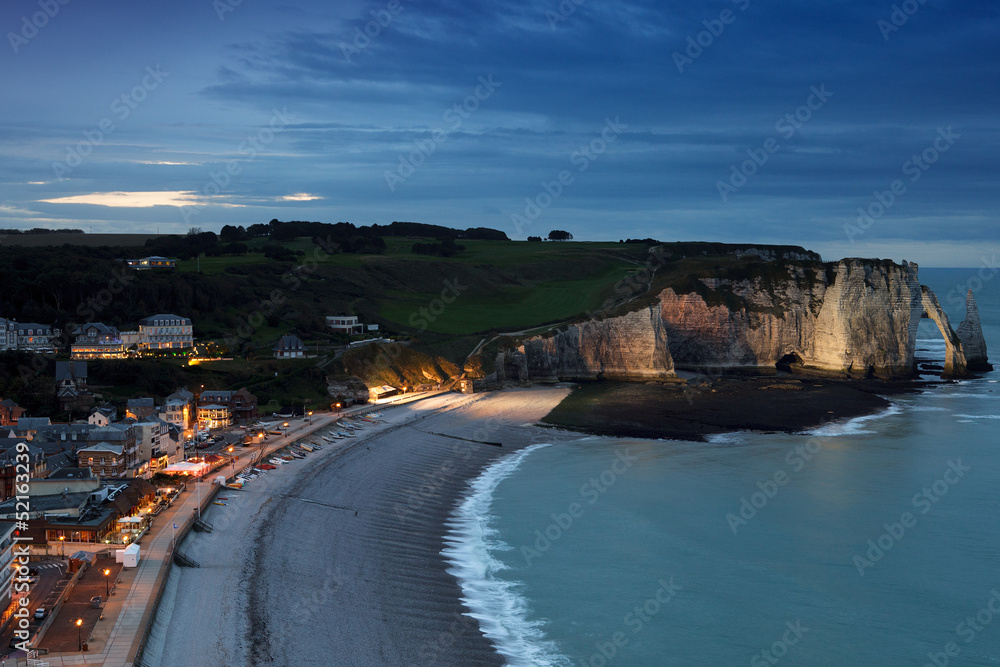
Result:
[0, 319, 16, 351]
[15, 323, 56, 353]
[137, 314, 193, 350]
[125, 256, 176, 269]
[78, 442, 125, 477]
[273, 333, 305, 359]
[326, 315, 364, 335]
[71, 322, 126, 359]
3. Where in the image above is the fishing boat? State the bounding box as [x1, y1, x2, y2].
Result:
[213, 501, 226, 506]
[299, 444, 314, 452]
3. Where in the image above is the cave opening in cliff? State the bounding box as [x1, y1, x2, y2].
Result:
[776, 352, 803, 373]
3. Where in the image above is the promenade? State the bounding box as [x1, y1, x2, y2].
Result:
[6, 409, 356, 667]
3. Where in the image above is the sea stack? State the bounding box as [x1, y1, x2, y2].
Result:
[956, 289, 993, 371]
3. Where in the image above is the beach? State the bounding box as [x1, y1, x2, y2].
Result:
[146, 386, 575, 666]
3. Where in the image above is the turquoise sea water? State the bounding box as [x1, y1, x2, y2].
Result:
[446, 268, 1000, 666]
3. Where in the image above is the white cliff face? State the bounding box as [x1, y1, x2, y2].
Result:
[500, 258, 988, 382]
[502, 305, 674, 382]
[957, 290, 993, 371]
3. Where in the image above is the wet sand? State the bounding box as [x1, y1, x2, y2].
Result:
[540, 376, 923, 441]
[148, 386, 574, 667]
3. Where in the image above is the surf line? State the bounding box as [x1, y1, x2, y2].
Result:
[411, 428, 503, 448]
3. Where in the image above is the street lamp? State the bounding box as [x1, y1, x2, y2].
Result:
[76, 618, 83, 650]
[59, 535, 65, 560]
[104, 568, 110, 597]
[307, 411, 312, 423]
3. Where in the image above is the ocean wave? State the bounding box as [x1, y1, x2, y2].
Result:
[803, 404, 902, 437]
[442, 444, 574, 667]
[705, 431, 751, 445]
[954, 414, 1000, 420]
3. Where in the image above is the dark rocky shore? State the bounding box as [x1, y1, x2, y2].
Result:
[539, 375, 930, 441]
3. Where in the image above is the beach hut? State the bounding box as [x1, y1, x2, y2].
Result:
[122, 543, 140, 567]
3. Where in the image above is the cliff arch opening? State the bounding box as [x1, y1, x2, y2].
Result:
[915, 313, 948, 377]
[776, 352, 803, 373]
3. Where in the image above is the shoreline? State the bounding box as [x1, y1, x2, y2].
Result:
[151, 386, 576, 667]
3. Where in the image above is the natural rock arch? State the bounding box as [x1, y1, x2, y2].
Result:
[919, 286, 968, 377]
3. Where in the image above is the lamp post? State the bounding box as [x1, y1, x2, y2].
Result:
[76, 618, 83, 650]
[104, 568, 110, 597]
[59, 535, 65, 560]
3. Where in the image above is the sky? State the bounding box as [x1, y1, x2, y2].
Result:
[0, 0, 997, 266]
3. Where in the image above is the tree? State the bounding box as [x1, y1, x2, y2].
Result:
[548, 230, 573, 241]
[527, 236, 542, 242]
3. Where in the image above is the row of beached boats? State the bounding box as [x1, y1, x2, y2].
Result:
[227, 413, 384, 490]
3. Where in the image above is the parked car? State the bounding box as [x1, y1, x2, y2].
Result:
[33, 607, 46, 620]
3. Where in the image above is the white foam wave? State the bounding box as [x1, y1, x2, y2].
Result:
[803, 404, 902, 437]
[954, 414, 1000, 420]
[705, 431, 750, 445]
[442, 444, 573, 667]
[908, 406, 952, 412]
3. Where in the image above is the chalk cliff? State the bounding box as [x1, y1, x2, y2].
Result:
[500, 304, 673, 382]
[957, 290, 993, 371]
[499, 256, 989, 382]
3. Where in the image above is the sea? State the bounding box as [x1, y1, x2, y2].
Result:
[444, 267, 1000, 667]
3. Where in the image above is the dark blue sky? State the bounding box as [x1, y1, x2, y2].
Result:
[1, 0, 997, 265]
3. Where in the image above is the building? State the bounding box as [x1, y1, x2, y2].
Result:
[88, 404, 117, 427]
[15, 323, 56, 353]
[86, 423, 138, 471]
[55, 361, 93, 413]
[125, 256, 176, 269]
[197, 404, 231, 430]
[162, 388, 194, 431]
[137, 314, 193, 350]
[78, 442, 125, 477]
[136, 416, 181, 470]
[198, 388, 257, 423]
[70, 322, 126, 359]
[0, 319, 16, 351]
[0, 400, 25, 427]
[126, 398, 156, 420]
[0, 441, 46, 501]
[273, 333, 305, 359]
[326, 315, 364, 335]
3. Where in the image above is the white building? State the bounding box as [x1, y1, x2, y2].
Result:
[138, 314, 193, 350]
[326, 315, 364, 334]
[0, 319, 16, 351]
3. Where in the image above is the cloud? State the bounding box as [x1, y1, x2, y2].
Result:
[279, 192, 323, 201]
[38, 191, 201, 208]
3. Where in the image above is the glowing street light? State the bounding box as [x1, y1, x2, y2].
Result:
[104, 568, 110, 596]
[59, 535, 65, 560]
[76, 618, 83, 650]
